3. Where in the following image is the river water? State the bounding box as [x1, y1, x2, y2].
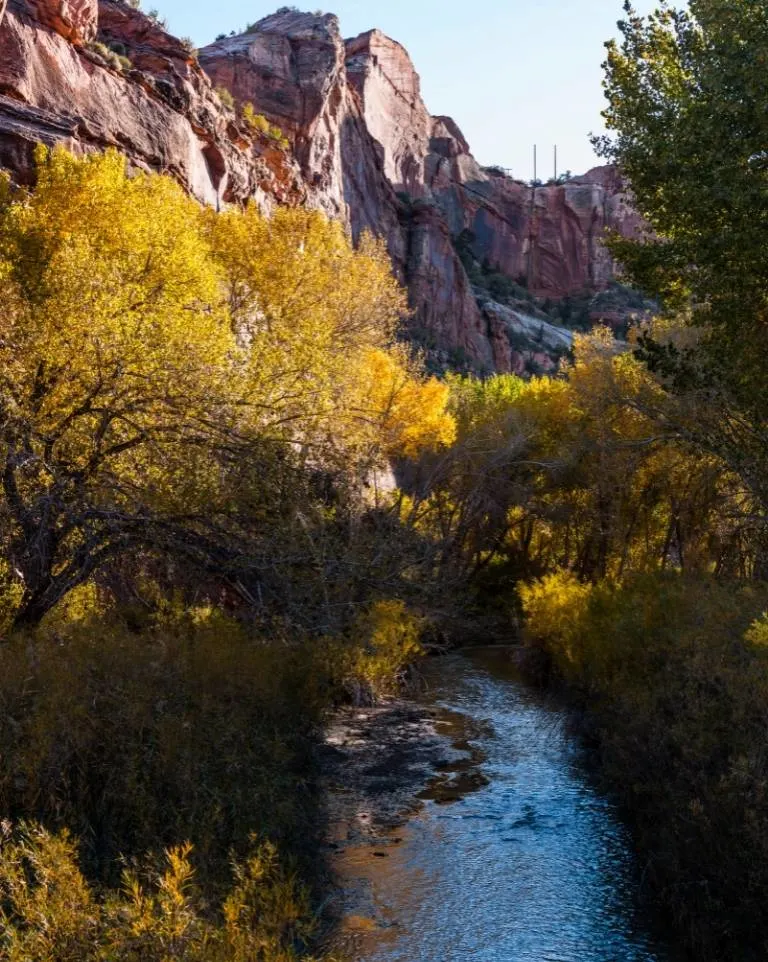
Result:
[328, 650, 677, 962]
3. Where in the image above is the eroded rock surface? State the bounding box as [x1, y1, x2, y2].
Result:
[24, 0, 97, 44]
[202, 13, 502, 367]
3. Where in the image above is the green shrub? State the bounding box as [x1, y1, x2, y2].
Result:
[147, 9, 167, 29]
[241, 103, 270, 135]
[238, 105, 290, 148]
[216, 86, 236, 110]
[85, 41, 132, 72]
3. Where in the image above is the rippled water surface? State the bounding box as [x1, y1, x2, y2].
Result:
[334, 650, 676, 962]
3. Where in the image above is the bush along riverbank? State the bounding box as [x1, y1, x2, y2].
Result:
[520, 572, 768, 960]
[0, 597, 427, 961]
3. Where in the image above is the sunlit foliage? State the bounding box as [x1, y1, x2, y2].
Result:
[407, 329, 749, 595]
[598, 0, 768, 526]
[0, 823, 320, 962]
[0, 148, 453, 629]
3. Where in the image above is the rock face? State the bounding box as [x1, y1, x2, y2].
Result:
[199, 15, 407, 250]
[427, 145, 643, 298]
[201, 13, 499, 369]
[345, 29, 432, 198]
[26, 0, 97, 44]
[342, 29, 641, 301]
[0, 0, 307, 208]
[0, 3, 640, 372]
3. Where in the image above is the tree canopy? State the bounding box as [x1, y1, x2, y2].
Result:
[0, 147, 454, 628]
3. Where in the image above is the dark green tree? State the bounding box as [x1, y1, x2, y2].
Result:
[598, 0, 768, 519]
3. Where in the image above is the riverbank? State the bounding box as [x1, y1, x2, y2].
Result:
[317, 695, 487, 956]
[522, 572, 768, 962]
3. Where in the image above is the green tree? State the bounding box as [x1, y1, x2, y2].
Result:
[598, 0, 768, 528]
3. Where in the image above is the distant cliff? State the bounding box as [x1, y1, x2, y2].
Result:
[0, 2, 643, 372]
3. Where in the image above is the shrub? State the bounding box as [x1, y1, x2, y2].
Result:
[0, 605, 326, 892]
[216, 86, 235, 110]
[0, 823, 320, 962]
[241, 103, 272, 136]
[519, 570, 593, 680]
[521, 571, 768, 959]
[85, 41, 132, 72]
[326, 600, 424, 703]
[147, 9, 168, 30]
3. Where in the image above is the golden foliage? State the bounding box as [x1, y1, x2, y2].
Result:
[519, 571, 593, 679]
[422, 328, 749, 589]
[354, 348, 456, 460]
[0, 148, 452, 627]
[0, 824, 322, 962]
[320, 599, 425, 703]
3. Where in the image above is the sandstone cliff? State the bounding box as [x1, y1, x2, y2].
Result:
[0, 2, 641, 373]
[342, 29, 642, 300]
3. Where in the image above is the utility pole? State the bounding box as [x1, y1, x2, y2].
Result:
[554, 144, 558, 183]
[533, 144, 537, 184]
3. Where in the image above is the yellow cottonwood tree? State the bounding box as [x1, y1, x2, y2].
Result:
[352, 347, 456, 460]
[206, 204, 453, 467]
[0, 148, 244, 627]
[0, 149, 455, 628]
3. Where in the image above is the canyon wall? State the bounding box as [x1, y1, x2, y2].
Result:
[0, 2, 641, 372]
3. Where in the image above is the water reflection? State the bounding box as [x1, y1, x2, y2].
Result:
[331, 650, 675, 962]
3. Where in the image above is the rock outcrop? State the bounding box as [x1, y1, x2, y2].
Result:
[0, 3, 641, 373]
[200, 13, 404, 245]
[342, 29, 641, 300]
[26, 0, 97, 44]
[345, 29, 432, 198]
[0, 0, 312, 209]
[427, 144, 643, 299]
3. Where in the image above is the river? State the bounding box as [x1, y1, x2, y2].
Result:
[325, 649, 677, 962]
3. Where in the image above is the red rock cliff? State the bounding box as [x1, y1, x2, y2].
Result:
[0, 3, 640, 372]
[201, 12, 498, 369]
[343, 29, 641, 300]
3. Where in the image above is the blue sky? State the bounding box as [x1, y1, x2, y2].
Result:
[152, 0, 657, 178]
